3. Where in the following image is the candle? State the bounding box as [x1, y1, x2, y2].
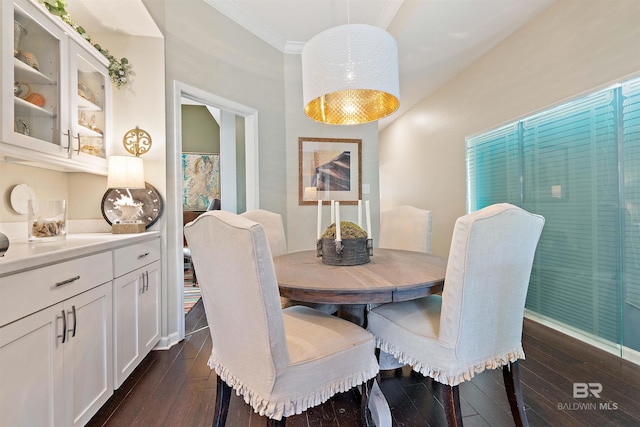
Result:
[365, 200, 372, 238]
[331, 200, 335, 224]
[317, 200, 322, 240]
[358, 200, 362, 228]
[335, 201, 341, 241]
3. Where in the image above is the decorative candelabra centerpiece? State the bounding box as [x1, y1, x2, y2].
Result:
[316, 200, 373, 266]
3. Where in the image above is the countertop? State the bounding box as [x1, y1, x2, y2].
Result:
[0, 232, 161, 277]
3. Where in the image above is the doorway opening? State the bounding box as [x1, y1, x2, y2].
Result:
[170, 81, 259, 341]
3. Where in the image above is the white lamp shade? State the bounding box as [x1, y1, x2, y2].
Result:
[302, 24, 400, 125]
[304, 186, 318, 200]
[107, 156, 145, 189]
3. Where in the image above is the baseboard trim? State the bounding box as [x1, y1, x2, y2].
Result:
[524, 310, 639, 366]
[154, 332, 180, 350]
[623, 346, 640, 365]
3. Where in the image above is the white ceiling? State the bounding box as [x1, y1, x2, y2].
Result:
[67, 0, 556, 128]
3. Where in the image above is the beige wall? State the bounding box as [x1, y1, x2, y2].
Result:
[0, 161, 106, 224]
[0, 163, 68, 223]
[147, 0, 288, 213]
[380, 0, 640, 257]
[101, 34, 167, 213]
[143, 0, 288, 341]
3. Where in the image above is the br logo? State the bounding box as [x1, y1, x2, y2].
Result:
[573, 383, 602, 398]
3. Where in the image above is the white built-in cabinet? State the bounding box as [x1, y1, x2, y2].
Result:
[0, 236, 162, 426]
[0, 0, 112, 174]
[113, 239, 162, 388]
[0, 252, 114, 427]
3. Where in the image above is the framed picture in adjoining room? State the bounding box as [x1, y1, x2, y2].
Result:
[182, 152, 220, 211]
[298, 137, 362, 205]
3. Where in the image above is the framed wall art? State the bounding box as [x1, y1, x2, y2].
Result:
[182, 152, 220, 211]
[298, 137, 362, 205]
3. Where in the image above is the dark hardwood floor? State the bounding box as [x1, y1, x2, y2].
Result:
[88, 300, 640, 426]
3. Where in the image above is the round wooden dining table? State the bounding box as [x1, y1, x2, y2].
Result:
[273, 248, 447, 427]
[274, 248, 446, 322]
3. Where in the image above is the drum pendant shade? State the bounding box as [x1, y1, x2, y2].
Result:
[302, 24, 400, 125]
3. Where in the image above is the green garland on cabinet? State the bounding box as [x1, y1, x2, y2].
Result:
[37, 0, 132, 88]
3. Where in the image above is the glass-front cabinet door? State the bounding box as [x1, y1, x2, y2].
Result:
[70, 41, 111, 170]
[1, 0, 112, 174]
[3, 0, 67, 159]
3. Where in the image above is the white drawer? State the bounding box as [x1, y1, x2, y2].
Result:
[113, 238, 161, 278]
[0, 251, 113, 327]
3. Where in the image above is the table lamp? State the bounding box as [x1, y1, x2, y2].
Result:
[107, 155, 146, 233]
[303, 186, 318, 201]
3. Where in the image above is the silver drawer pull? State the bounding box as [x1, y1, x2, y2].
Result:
[58, 310, 67, 344]
[55, 275, 81, 287]
[68, 305, 77, 338]
[138, 252, 150, 259]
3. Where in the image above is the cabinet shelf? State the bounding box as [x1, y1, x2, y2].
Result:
[14, 96, 55, 117]
[78, 123, 104, 137]
[14, 57, 55, 85]
[77, 95, 102, 111]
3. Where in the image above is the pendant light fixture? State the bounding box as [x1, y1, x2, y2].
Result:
[302, 22, 400, 125]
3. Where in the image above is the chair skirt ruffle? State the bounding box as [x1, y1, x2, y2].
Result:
[375, 338, 525, 386]
[208, 354, 378, 420]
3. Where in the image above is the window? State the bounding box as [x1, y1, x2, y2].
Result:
[466, 77, 640, 354]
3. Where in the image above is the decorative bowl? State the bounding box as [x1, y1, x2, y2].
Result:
[318, 237, 373, 266]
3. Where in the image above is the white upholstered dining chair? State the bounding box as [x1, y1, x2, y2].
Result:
[184, 211, 378, 426]
[240, 209, 338, 314]
[367, 203, 544, 426]
[240, 209, 288, 257]
[378, 205, 432, 254]
[376, 205, 433, 370]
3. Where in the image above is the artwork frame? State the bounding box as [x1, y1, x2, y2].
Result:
[298, 137, 362, 205]
[182, 152, 221, 211]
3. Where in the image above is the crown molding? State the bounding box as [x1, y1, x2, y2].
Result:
[283, 41, 305, 55]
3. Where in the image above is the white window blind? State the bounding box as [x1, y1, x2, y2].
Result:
[466, 77, 640, 351]
[466, 123, 521, 211]
[622, 79, 640, 351]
